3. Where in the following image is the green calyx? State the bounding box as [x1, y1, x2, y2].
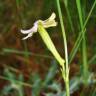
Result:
[38, 22, 65, 67]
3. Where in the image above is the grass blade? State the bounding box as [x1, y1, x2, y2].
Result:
[69, 0, 96, 64]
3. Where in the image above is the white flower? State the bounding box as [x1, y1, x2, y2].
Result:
[21, 12, 57, 40]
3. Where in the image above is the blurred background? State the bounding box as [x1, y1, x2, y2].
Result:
[0, 0, 96, 96]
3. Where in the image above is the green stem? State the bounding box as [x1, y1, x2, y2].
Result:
[56, 0, 69, 96]
[18, 89, 23, 96]
[65, 78, 69, 96]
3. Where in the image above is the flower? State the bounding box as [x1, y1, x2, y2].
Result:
[20, 13, 65, 66]
[20, 12, 57, 40]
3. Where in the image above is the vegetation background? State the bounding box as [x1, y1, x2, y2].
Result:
[0, 0, 96, 96]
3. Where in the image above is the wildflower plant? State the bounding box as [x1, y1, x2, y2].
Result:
[21, 13, 65, 66]
[21, 12, 70, 96]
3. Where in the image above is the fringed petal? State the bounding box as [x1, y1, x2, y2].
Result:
[22, 33, 33, 40]
[48, 12, 56, 21]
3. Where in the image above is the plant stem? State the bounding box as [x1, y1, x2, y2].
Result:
[56, 0, 70, 96]
[65, 78, 70, 96]
[18, 89, 23, 96]
[61, 65, 69, 96]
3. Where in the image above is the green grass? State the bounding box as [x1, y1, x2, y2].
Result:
[76, 0, 88, 84]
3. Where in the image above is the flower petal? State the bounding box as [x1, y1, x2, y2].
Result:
[22, 33, 33, 40]
[42, 12, 57, 28]
[49, 12, 56, 21]
[43, 20, 57, 28]
[21, 23, 38, 34]
[44, 12, 56, 23]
